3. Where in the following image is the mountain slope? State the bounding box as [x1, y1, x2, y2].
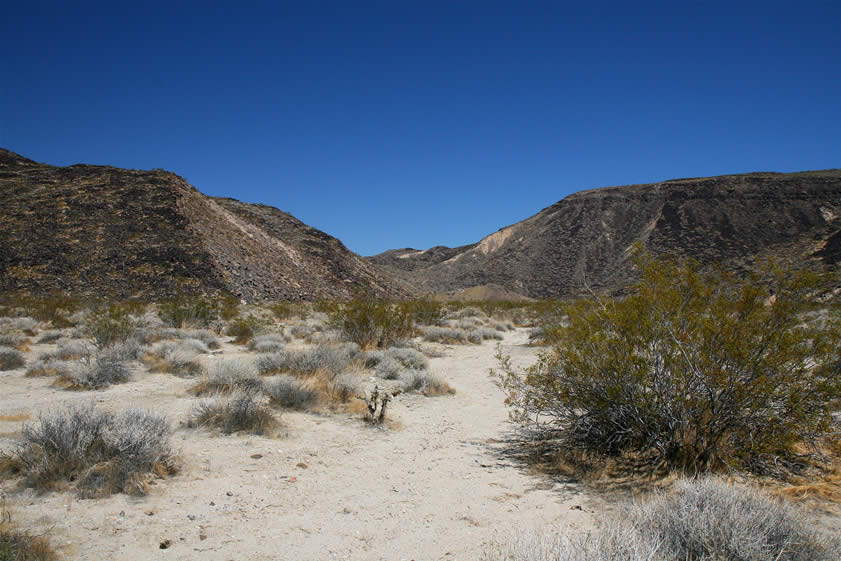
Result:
[371, 170, 841, 298]
[0, 149, 410, 301]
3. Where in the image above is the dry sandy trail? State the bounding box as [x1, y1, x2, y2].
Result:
[1, 329, 600, 561]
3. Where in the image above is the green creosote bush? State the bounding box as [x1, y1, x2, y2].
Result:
[328, 293, 414, 349]
[481, 477, 841, 561]
[158, 296, 220, 328]
[494, 247, 841, 475]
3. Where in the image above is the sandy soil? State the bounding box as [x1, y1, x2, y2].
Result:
[1, 329, 601, 560]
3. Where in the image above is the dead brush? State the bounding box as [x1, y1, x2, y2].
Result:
[0, 499, 58, 561]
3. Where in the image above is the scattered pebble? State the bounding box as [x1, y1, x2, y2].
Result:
[187, 514, 196, 521]
[296, 462, 308, 469]
[159, 539, 172, 549]
[226, 491, 233, 496]
[250, 454, 263, 459]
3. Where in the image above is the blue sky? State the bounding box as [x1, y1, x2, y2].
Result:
[2, 1, 839, 256]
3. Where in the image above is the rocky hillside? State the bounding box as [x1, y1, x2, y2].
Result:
[0, 149, 410, 301]
[369, 170, 841, 299]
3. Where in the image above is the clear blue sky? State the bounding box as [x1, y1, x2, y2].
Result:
[2, 1, 839, 256]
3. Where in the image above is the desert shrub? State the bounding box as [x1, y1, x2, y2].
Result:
[0, 527, 58, 561]
[225, 317, 255, 344]
[492, 321, 514, 331]
[495, 248, 841, 474]
[375, 355, 403, 380]
[85, 305, 134, 349]
[99, 338, 145, 361]
[0, 333, 29, 351]
[8, 293, 79, 327]
[178, 337, 210, 355]
[255, 352, 287, 375]
[634, 477, 841, 561]
[187, 391, 275, 435]
[55, 339, 91, 361]
[329, 294, 414, 349]
[422, 326, 470, 344]
[59, 355, 131, 389]
[362, 350, 385, 368]
[286, 324, 314, 340]
[398, 299, 445, 327]
[2, 403, 177, 497]
[257, 344, 359, 377]
[0, 317, 38, 334]
[181, 329, 220, 349]
[474, 327, 503, 340]
[400, 369, 454, 396]
[264, 376, 319, 409]
[25, 357, 74, 378]
[482, 478, 841, 561]
[158, 296, 219, 328]
[269, 301, 304, 320]
[192, 359, 263, 395]
[248, 334, 286, 354]
[143, 341, 204, 376]
[385, 347, 429, 370]
[0, 347, 25, 370]
[328, 372, 361, 403]
[36, 330, 63, 344]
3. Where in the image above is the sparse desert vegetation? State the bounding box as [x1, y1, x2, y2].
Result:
[0, 290, 837, 560]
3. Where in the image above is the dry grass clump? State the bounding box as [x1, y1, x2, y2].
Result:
[264, 376, 319, 410]
[0, 403, 178, 497]
[0, 508, 58, 561]
[0, 347, 25, 371]
[142, 341, 204, 377]
[483, 477, 841, 561]
[191, 359, 263, 396]
[187, 391, 276, 435]
[247, 334, 286, 353]
[55, 355, 131, 390]
[399, 370, 454, 396]
[327, 372, 362, 403]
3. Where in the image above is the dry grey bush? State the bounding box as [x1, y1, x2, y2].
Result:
[385, 347, 428, 370]
[0, 332, 29, 349]
[475, 327, 504, 340]
[328, 372, 361, 403]
[25, 356, 75, 378]
[55, 339, 92, 360]
[247, 334, 286, 353]
[399, 369, 454, 396]
[482, 478, 841, 561]
[36, 329, 64, 343]
[193, 358, 264, 395]
[61, 354, 131, 389]
[144, 341, 204, 376]
[2, 403, 177, 497]
[255, 344, 359, 377]
[187, 391, 276, 435]
[264, 375, 319, 409]
[0, 346, 25, 370]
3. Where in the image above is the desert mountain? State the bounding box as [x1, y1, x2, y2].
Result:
[0, 149, 411, 301]
[369, 170, 841, 299]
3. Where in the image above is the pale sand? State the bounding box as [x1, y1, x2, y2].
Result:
[0, 329, 600, 561]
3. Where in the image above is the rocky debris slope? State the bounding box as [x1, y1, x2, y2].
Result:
[0, 148, 410, 301]
[370, 170, 841, 298]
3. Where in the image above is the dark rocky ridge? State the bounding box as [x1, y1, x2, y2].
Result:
[369, 170, 841, 299]
[0, 148, 411, 301]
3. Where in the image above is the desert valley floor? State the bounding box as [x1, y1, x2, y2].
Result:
[1, 328, 606, 561]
